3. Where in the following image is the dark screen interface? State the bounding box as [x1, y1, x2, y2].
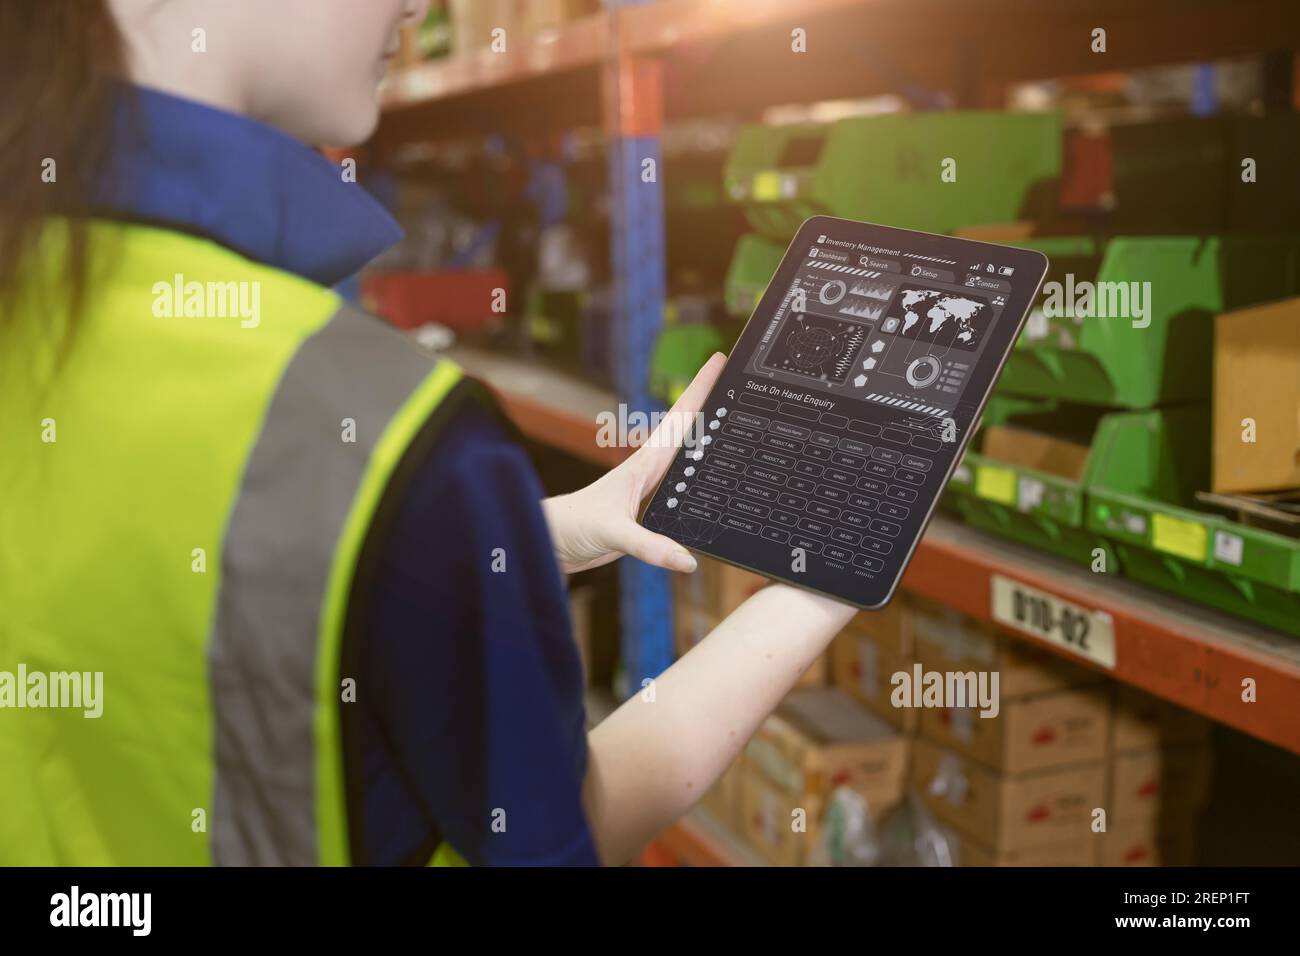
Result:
[644, 223, 1035, 608]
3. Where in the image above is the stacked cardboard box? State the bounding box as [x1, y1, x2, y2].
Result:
[913, 737, 1107, 865]
[1101, 686, 1213, 866]
[829, 595, 919, 732]
[907, 599, 1111, 865]
[739, 689, 908, 866]
[911, 597, 1096, 702]
[701, 590, 1214, 866]
[1213, 297, 1300, 495]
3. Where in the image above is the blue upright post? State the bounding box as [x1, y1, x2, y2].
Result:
[603, 2, 673, 694]
[1191, 63, 1217, 116]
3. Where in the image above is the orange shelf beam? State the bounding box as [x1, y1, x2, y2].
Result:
[466, 357, 1300, 757]
[900, 521, 1300, 757]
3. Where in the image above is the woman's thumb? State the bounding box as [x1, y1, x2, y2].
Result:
[610, 520, 697, 573]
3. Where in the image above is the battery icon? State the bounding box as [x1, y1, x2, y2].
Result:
[998, 266, 1015, 276]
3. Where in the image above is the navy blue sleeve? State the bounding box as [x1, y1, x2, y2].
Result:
[358, 398, 599, 866]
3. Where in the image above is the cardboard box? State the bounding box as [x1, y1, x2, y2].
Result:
[842, 592, 915, 657]
[830, 628, 919, 732]
[739, 764, 826, 866]
[912, 738, 1105, 852]
[1213, 297, 1300, 494]
[1099, 819, 1198, 867]
[1110, 685, 1213, 753]
[740, 763, 905, 867]
[919, 686, 1112, 775]
[746, 689, 908, 810]
[913, 598, 1095, 699]
[982, 424, 1091, 481]
[954, 832, 1096, 867]
[1109, 746, 1212, 824]
[715, 561, 768, 615]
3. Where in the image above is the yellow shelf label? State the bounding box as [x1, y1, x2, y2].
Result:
[752, 171, 782, 201]
[1151, 512, 1207, 562]
[975, 465, 1017, 505]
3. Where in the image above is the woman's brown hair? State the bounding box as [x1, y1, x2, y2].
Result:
[0, 0, 126, 324]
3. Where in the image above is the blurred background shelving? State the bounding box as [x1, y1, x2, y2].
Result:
[354, 0, 1300, 866]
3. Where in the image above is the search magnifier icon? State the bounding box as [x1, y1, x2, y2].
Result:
[727, 389, 736, 399]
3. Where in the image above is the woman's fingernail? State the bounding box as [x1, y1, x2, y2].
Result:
[672, 549, 698, 572]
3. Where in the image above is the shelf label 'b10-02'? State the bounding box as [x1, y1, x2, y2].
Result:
[991, 575, 1117, 669]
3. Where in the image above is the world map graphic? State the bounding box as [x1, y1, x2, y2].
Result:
[895, 287, 989, 351]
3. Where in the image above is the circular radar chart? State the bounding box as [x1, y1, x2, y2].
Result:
[760, 312, 867, 384]
[787, 325, 842, 368]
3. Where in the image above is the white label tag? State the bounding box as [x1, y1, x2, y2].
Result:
[1024, 308, 1049, 341]
[1017, 476, 1045, 512]
[991, 575, 1116, 669]
[1213, 530, 1244, 567]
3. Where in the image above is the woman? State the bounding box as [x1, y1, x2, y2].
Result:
[0, 0, 855, 866]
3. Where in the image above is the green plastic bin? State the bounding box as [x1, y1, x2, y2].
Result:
[947, 397, 1119, 570]
[723, 233, 785, 319]
[650, 323, 725, 405]
[1085, 406, 1300, 637]
[723, 112, 1062, 240]
[999, 235, 1300, 407]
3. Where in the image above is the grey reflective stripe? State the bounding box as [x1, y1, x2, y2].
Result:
[209, 303, 443, 865]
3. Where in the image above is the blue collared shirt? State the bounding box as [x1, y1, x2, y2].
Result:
[97, 86, 597, 866]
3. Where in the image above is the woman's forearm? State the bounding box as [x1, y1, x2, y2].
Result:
[582, 582, 858, 866]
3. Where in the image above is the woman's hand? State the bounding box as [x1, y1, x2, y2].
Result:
[542, 353, 727, 575]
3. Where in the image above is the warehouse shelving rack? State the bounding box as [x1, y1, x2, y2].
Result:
[377, 0, 1300, 863]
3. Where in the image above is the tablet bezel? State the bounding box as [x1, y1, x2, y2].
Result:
[645, 215, 1050, 611]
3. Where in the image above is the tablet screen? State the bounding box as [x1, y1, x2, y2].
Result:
[643, 216, 1048, 609]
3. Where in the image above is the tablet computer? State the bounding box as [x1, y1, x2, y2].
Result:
[642, 216, 1049, 610]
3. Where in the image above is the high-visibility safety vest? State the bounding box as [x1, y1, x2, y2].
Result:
[0, 220, 480, 865]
